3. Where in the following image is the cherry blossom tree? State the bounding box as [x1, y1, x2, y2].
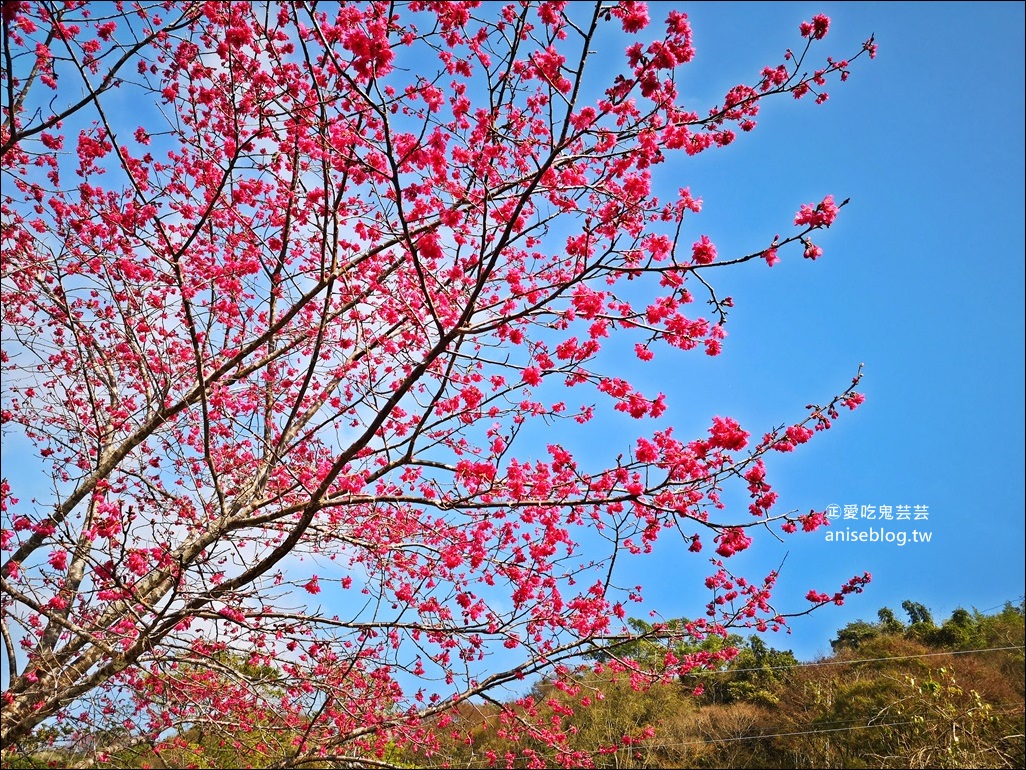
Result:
[1, 2, 874, 766]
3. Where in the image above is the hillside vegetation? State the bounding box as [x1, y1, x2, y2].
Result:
[415, 600, 1025, 769]
[4, 601, 1022, 769]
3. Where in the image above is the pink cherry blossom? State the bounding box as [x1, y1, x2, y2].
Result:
[0, 2, 876, 760]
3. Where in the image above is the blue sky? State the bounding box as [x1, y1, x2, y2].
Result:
[591, 1, 1025, 659]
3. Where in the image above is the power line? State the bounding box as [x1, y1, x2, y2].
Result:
[978, 597, 1024, 614]
[402, 645, 1025, 768]
[637, 708, 1026, 749]
[685, 644, 1024, 676]
[407, 707, 1026, 768]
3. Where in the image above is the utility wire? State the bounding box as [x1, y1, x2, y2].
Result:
[683, 644, 1024, 676]
[402, 646, 1025, 768]
[406, 707, 1026, 768]
[637, 707, 1026, 749]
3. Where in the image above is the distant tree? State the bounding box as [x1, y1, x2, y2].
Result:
[831, 619, 881, 651]
[902, 600, 935, 628]
[877, 606, 904, 634]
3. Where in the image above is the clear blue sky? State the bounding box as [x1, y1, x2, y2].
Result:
[586, 1, 1026, 659]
